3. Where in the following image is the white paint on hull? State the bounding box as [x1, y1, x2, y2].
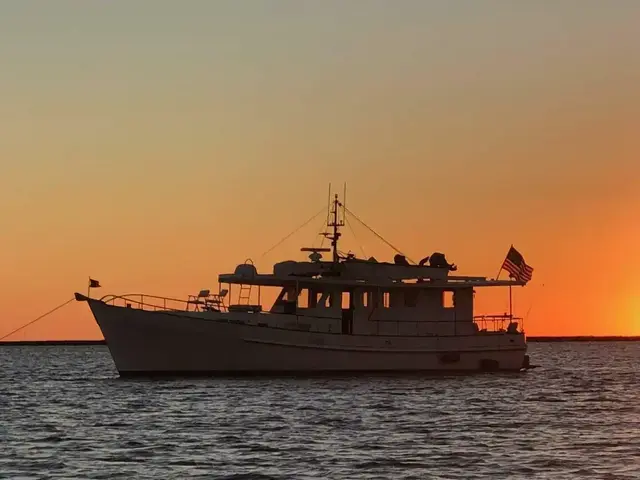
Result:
[89, 300, 527, 374]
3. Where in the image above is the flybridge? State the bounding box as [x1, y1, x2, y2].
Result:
[218, 188, 531, 289]
[218, 257, 526, 288]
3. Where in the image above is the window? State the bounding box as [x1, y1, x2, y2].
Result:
[342, 292, 351, 309]
[283, 287, 296, 302]
[316, 291, 330, 308]
[383, 292, 390, 308]
[298, 289, 308, 308]
[443, 291, 454, 308]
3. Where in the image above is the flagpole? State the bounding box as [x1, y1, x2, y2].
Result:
[496, 245, 509, 280]
[509, 283, 513, 320]
[497, 243, 516, 281]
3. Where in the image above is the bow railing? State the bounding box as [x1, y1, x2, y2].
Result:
[100, 292, 228, 313]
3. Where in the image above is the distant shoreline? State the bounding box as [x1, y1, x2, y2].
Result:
[0, 340, 107, 346]
[528, 336, 640, 342]
[0, 336, 639, 346]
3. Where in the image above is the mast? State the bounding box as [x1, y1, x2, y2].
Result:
[324, 193, 344, 263]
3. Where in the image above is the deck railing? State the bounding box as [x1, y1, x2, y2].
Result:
[473, 314, 522, 333]
[98, 294, 522, 335]
[100, 293, 228, 313]
[365, 316, 522, 335]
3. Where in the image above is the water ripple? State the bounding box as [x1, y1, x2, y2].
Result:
[1, 343, 639, 478]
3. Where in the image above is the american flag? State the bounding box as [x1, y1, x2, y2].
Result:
[501, 246, 534, 282]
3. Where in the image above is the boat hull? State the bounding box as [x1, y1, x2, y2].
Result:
[88, 299, 528, 376]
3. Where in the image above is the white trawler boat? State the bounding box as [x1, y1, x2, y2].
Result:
[76, 192, 535, 376]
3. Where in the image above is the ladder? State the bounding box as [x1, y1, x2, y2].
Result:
[238, 283, 252, 305]
[237, 258, 255, 305]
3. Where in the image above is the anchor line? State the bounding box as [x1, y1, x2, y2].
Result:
[0, 297, 75, 341]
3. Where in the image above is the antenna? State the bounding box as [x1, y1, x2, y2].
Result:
[343, 182, 347, 226]
[327, 183, 332, 221]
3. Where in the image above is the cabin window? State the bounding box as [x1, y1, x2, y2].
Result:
[443, 291, 454, 308]
[363, 291, 372, 308]
[282, 287, 296, 302]
[298, 289, 309, 308]
[341, 292, 352, 309]
[317, 291, 330, 308]
[383, 292, 390, 308]
[364, 291, 378, 309]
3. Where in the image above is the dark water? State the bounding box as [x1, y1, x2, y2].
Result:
[1, 343, 638, 479]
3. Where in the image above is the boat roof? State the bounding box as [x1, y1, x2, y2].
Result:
[216, 190, 529, 290]
[218, 274, 523, 289]
[218, 261, 524, 289]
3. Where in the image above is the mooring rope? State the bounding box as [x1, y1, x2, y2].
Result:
[0, 297, 75, 341]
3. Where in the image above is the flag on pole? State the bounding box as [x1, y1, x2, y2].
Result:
[501, 246, 534, 282]
[89, 278, 101, 288]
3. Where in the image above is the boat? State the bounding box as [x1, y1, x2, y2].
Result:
[75, 192, 535, 376]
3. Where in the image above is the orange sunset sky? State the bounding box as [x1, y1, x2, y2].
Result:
[0, 1, 638, 340]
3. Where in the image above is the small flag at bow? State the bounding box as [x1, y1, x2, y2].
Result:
[501, 246, 534, 283]
[89, 278, 101, 288]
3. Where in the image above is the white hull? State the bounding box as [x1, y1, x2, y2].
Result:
[88, 299, 528, 376]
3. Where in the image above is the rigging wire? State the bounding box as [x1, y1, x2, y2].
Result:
[318, 184, 333, 249]
[313, 214, 330, 250]
[345, 216, 367, 259]
[259, 206, 327, 260]
[318, 203, 332, 250]
[523, 282, 544, 327]
[344, 206, 415, 264]
[0, 297, 75, 341]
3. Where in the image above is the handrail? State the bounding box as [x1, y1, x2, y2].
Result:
[473, 314, 523, 321]
[100, 292, 227, 313]
[473, 314, 521, 333]
[101, 293, 194, 304]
